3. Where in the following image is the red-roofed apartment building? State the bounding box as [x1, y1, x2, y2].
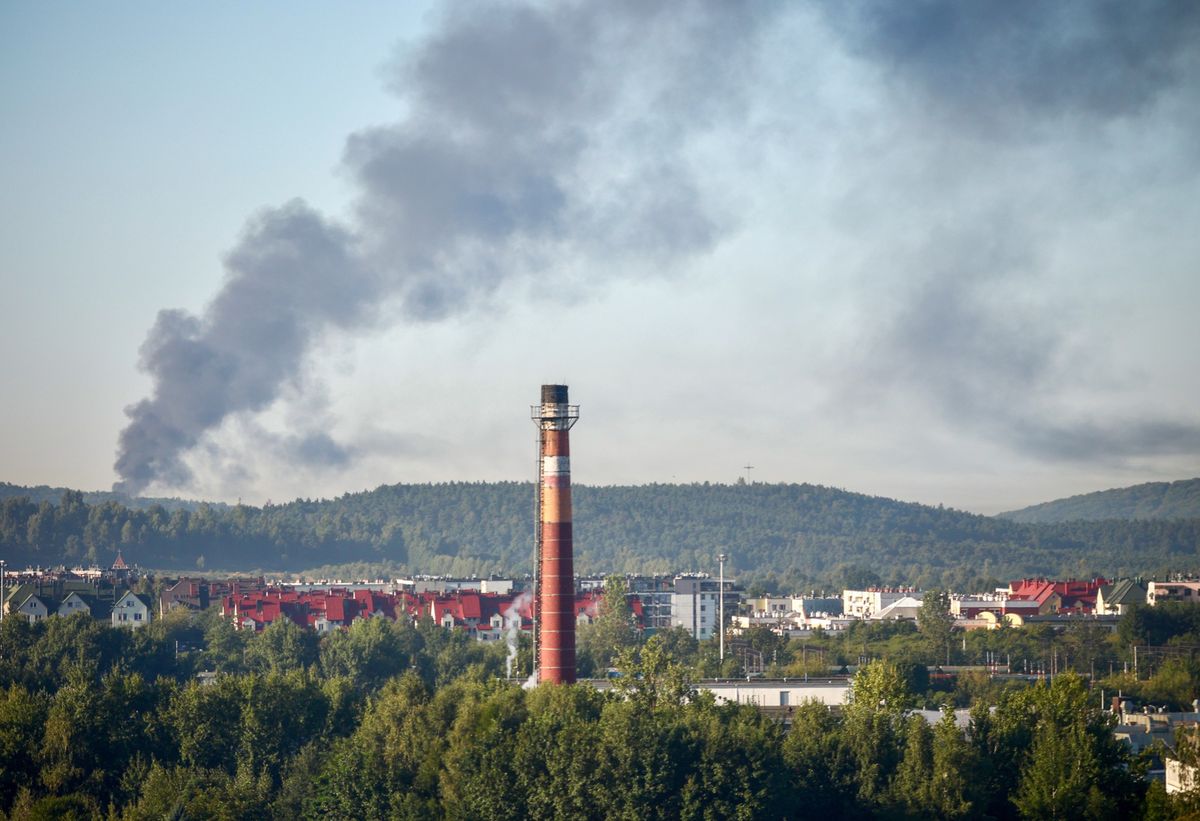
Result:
[221, 586, 643, 639]
[1007, 578, 1108, 614]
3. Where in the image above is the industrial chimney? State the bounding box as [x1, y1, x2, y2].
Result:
[532, 384, 579, 684]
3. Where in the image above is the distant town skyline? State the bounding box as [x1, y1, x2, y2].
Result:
[3, 2, 1198, 515]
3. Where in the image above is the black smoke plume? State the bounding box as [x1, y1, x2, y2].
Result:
[114, 1, 768, 494]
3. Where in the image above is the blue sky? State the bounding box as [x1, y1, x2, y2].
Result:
[2, 2, 430, 487]
[2, 1, 1198, 513]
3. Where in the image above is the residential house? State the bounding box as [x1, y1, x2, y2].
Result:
[58, 592, 105, 619]
[159, 578, 210, 615]
[352, 589, 401, 621]
[216, 584, 646, 640]
[1097, 580, 1148, 615]
[111, 591, 153, 629]
[12, 593, 55, 623]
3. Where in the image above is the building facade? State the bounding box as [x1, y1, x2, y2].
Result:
[842, 588, 918, 619]
[672, 576, 724, 643]
[1148, 580, 1200, 605]
[112, 592, 152, 629]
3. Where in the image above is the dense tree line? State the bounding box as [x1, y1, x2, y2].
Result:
[8, 605, 1200, 820]
[1000, 478, 1200, 524]
[0, 483, 216, 513]
[2, 483, 1200, 588]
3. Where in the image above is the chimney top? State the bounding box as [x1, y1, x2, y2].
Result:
[541, 384, 569, 404]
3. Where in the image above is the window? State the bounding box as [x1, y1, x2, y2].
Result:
[134, 613, 142, 621]
[780, 691, 790, 707]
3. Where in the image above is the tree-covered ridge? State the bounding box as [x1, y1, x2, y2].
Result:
[0, 481, 223, 513]
[998, 478, 1200, 523]
[2, 482, 1200, 588]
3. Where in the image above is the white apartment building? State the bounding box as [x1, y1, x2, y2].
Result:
[842, 588, 918, 619]
[672, 575, 734, 640]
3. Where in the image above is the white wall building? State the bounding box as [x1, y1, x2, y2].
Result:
[1167, 758, 1199, 794]
[672, 575, 732, 640]
[843, 588, 918, 619]
[58, 592, 96, 618]
[112, 591, 152, 629]
[13, 594, 51, 623]
[700, 679, 850, 708]
[872, 595, 925, 621]
[396, 577, 491, 594]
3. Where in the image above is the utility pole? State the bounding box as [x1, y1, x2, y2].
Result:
[0, 559, 6, 622]
[718, 553, 727, 662]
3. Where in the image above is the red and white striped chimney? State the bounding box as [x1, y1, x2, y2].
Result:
[532, 384, 579, 685]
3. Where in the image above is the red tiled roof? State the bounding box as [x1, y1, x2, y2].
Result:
[1008, 577, 1106, 612]
[222, 587, 544, 632]
[459, 594, 481, 620]
[326, 598, 346, 623]
[353, 590, 397, 619]
[571, 591, 646, 628]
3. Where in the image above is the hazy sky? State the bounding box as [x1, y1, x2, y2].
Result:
[3, 1, 1198, 514]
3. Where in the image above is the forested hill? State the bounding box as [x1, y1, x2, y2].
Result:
[2, 482, 1200, 589]
[0, 481, 221, 512]
[998, 478, 1200, 524]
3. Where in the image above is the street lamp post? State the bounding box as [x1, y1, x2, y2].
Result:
[0, 559, 6, 622]
[718, 554, 727, 662]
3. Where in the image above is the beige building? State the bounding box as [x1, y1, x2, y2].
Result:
[1148, 581, 1200, 605]
[1166, 758, 1198, 794]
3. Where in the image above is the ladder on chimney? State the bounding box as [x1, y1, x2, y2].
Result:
[532, 427, 545, 678]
